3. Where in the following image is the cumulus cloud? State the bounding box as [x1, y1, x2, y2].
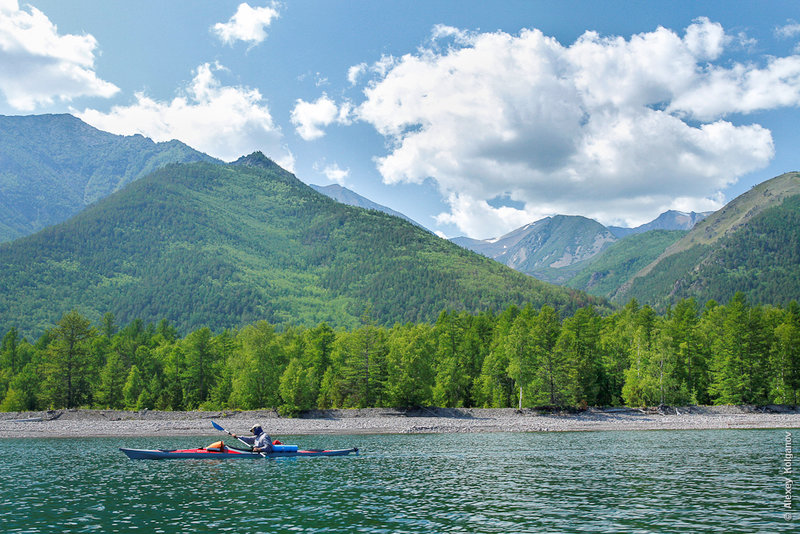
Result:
[346, 18, 785, 238]
[77, 62, 294, 169]
[0, 0, 119, 110]
[212, 2, 280, 46]
[290, 94, 351, 140]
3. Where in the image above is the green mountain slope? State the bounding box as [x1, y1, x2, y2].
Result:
[564, 230, 686, 298]
[0, 153, 601, 337]
[0, 114, 217, 242]
[616, 172, 800, 307]
[453, 215, 617, 283]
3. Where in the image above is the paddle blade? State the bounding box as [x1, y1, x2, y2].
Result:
[211, 420, 225, 432]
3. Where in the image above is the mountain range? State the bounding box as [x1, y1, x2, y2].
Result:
[0, 149, 598, 337]
[616, 171, 800, 307]
[452, 172, 800, 308]
[451, 210, 710, 285]
[310, 183, 424, 229]
[0, 113, 797, 336]
[0, 114, 217, 243]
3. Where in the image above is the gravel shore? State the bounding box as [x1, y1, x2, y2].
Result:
[2, 405, 800, 438]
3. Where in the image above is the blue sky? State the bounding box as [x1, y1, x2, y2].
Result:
[2, 1, 800, 239]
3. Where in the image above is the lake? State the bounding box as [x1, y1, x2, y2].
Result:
[0, 429, 795, 533]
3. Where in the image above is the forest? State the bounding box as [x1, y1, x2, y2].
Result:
[1, 293, 798, 414]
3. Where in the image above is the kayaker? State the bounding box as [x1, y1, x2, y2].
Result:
[232, 424, 273, 453]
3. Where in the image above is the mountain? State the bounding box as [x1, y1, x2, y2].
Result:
[614, 172, 800, 307]
[310, 183, 424, 228]
[0, 153, 602, 338]
[452, 215, 617, 283]
[0, 114, 217, 242]
[608, 210, 711, 238]
[565, 230, 687, 298]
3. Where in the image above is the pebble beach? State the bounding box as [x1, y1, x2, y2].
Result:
[2, 405, 799, 438]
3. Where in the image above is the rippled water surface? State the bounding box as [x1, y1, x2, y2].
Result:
[0, 429, 796, 533]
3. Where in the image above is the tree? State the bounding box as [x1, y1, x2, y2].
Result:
[771, 307, 800, 404]
[279, 357, 318, 415]
[1, 328, 22, 375]
[432, 311, 472, 407]
[97, 352, 127, 408]
[337, 325, 388, 408]
[528, 305, 565, 406]
[41, 310, 97, 408]
[557, 306, 602, 406]
[709, 293, 770, 404]
[385, 323, 435, 407]
[123, 365, 145, 409]
[181, 327, 219, 409]
[228, 322, 286, 409]
[0, 363, 40, 411]
[505, 307, 536, 409]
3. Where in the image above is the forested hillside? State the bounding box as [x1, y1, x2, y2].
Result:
[0, 114, 217, 242]
[565, 230, 686, 298]
[2, 295, 797, 413]
[620, 192, 800, 308]
[0, 153, 599, 337]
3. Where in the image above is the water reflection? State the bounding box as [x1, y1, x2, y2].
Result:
[0, 430, 789, 533]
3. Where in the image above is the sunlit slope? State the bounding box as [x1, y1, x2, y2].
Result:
[0, 153, 602, 336]
[0, 114, 217, 242]
[615, 172, 800, 307]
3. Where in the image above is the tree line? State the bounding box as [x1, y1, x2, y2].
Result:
[1, 293, 799, 414]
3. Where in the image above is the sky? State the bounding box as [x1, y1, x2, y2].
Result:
[2, 1, 800, 240]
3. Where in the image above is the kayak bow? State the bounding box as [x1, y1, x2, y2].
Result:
[120, 446, 359, 460]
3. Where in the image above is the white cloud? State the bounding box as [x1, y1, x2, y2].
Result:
[347, 63, 367, 85]
[77, 62, 294, 169]
[350, 18, 784, 237]
[212, 2, 280, 46]
[0, 0, 119, 110]
[290, 94, 350, 140]
[776, 20, 800, 39]
[316, 162, 349, 185]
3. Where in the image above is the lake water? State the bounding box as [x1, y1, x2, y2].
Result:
[0, 429, 796, 533]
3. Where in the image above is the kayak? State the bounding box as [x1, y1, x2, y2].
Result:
[120, 446, 359, 460]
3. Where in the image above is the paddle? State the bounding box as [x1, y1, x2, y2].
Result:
[211, 420, 264, 455]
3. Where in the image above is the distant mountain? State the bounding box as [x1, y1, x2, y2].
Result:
[0, 153, 602, 338]
[565, 230, 687, 298]
[0, 114, 217, 242]
[454, 210, 709, 284]
[453, 215, 616, 283]
[451, 191, 799, 308]
[615, 172, 800, 307]
[310, 183, 425, 229]
[608, 210, 711, 238]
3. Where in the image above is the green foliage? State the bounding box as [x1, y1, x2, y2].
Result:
[0, 155, 600, 339]
[385, 323, 435, 407]
[41, 310, 98, 409]
[3, 297, 799, 413]
[0, 114, 216, 243]
[566, 230, 686, 298]
[623, 192, 800, 309]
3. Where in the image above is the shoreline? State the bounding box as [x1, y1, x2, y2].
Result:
[2, 405, 800, 438]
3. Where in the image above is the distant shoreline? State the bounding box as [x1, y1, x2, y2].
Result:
[1, 405, 799, 439]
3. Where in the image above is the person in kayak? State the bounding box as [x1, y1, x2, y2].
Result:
[232, 424, 273, 453]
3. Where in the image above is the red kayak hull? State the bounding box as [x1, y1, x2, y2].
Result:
[120, 447, 358, 459]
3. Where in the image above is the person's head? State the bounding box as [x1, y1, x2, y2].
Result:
[250, 424, 263, 436]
